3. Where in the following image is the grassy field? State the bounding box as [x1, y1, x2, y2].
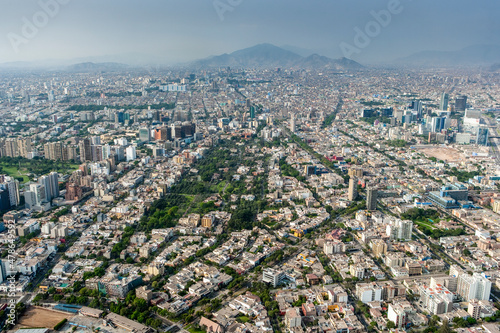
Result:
[0, 161, 79, 184]
[0, 164, 30, 183]
[414, 218, 440, 230]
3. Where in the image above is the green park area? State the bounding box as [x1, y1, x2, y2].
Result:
[0, 157, 80, 183]
[401, 208, 466, 239]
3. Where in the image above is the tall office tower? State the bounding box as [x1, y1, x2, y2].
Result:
[139, 128, 151, 142]
[115, 146, 125, 161]
[366, 187, 378, 210]
[154, 127, 171, 141]
[411, 100, 423, 116]
[79, 138, 92, 162]
[17, 137, 32, 158]
[171, 123, 184, 139]
[102, 144, 111, 160]
[290, 114, 296, 132]
[39, 172, 59, 202]
[250, 106, 256, 119]
[182, 122, 196, 137]
[39, 175, 51, 200]
[5, 178, 19, 207]
[457, 273, 492, 301]
[48, 172, 59, 199]
[440, 93, 449, 111]
[154, 110, 161, 122]
[25, 183, 46, 208]
[455, 95, 467, 111]
[430, 117, 445, 133]
[126, 146, 136, 161]
[476, 127, 489, 146]
[348, 177, 358, 201]
[0, 259, 6, 282]
[115, 111, 125, 123]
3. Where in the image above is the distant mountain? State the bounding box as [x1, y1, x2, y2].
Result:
[293, 54, 363, 70]
[396, 44, 500, 67]
[192, 43, 301, 69]
[280, 45, 315, 57]
[191, 43, 363, 70]
[490, 63, 500, 72]
[65, 62, 129, 72]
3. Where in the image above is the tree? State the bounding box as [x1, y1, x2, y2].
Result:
[386, 320, 396, 329]
[438, 320, 452, 333]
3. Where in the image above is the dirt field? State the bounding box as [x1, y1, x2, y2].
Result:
[15, 307, 71, 329]
[417, 147, 464, 162]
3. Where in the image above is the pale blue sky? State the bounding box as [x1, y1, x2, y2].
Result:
[0, 0, 498, 64]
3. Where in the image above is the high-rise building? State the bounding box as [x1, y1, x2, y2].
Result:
[348, 168, 363, 177]
[430, 116, 445, 132]
[348, 177, 358, 201]
[290, 114, 296, 132]
[4, 178, 19, 207]
[476, 127, 489, 146]
[154, 127, 171, 141]
[419, 284, 453, 314]
[126, 146, 136, 162]
[91, 136, 101, 145]
[387, 303, 408, 329]
[44, 142, 64, 160]
[4, 138, 18, 157]
[79, 138, 92, 162]
[250, 106, 256, 119]
[17, 137, 32, 158]
[468, 301, 481, 320]
[387, 219, 413, 240]
[48, 172, 59, 200]
[25, 183, 46, 208]
[102, 144, 111, 160]
[371, 239, 387, 258]
[455, 95, 467, 111]
[38, 172, 59, 202]
[115, 111, 125, 123]
[366, 187, 378, 210]
[171, 123, 184, 139]
[262, 268, 285, 288]
[139, 128, 151, 142]
[440, 92, 449, 111]
[91, 145, 103, 162]
[0, 259, 6, 283]
[457, 273, 491, 301]
[65, 183, 83, 201]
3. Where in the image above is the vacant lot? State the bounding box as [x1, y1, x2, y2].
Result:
[15, 307, 71, 329]
[417, 146, 463, 162]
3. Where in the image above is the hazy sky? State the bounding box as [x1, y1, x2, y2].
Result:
[0, 0, 499, 65]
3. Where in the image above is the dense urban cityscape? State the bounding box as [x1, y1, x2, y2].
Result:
[0, 55, 498, 333]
